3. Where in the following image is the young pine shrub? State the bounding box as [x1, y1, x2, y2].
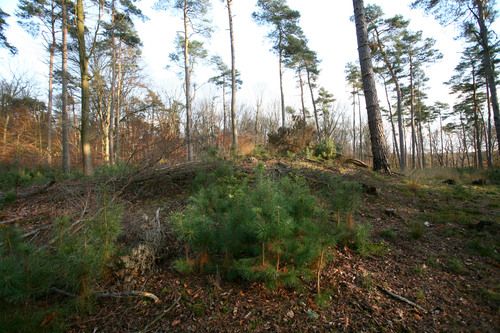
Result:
[313, 139, 336, 160]
[172, 165, 337, 292]
[0, 199, 122, 303]
[321, 175, 362, 228]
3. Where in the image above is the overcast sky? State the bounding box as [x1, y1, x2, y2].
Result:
[0, 0, 496, 119]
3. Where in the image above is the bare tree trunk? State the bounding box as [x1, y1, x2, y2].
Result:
[409, 55, 417, 169]
[61, 0, 70, 173]
[373, 26, 405, 170]
[114, 45, 122, 163]
[3, 115, 9, 157]
[306, 68, 320, 139]
[485, 80, 493, 167]
[222, 82, 226, 151]
[358, 93, 363, 160]
[383, 77, 400, 164]
[298, 69, 306, 123]
[352, 0, 391, 173]
[227, 0, 238, 153]
[471, 60, 483, 168]
[183, 0, 193, 161]
[427, 121, 433, 167]
[439, 112, 444, 166]
[47, 0, 56, 166]
[278, 34, 285, 128]
[76, 0, 93, 176]
[352, 88, 356, 157]
[475, 0, 500, 156]
[109, 0, 116, 166]
[415, 86, 425, 168]
[460, 114, 470, 167]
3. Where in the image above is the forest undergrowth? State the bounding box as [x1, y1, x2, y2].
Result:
[0, 156, 499, 332]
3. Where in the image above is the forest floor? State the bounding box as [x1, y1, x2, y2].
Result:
[1, 158, 499, 332]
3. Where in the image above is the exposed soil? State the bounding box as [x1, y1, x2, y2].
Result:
[1, 159, 498, 332]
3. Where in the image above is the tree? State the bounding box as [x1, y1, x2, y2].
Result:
[225, 0, 238, 153]
[209, 55, 241, 152]
[0, 8, 16, 54]
[61, 0, 70, 173]
[352, 0, 391, 173]
[366, 5, 408, 170]
[104, 0, 143, 164]
[412, 0, 499, 156]
[345, 62, 363, 158]
[75, 0, 93, 175]
[165, 0, 211, 161]
[315, 87, 335, 138]
[447, 43, 487, 168]
[400, 30, 442, 169]
[253, 0, 302, 128]
[18, 0, 58, 165]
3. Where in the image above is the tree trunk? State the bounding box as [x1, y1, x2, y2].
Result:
[47, 0, 56, 166]
[352, 88, 356, 157]
[415, 86, 425, 168]
[306, 68, 320, 139]
[298, 69, 306, 123]
[485, 80, 493, 167]
[278, 33, 285, 128]
[114, 45, 122, 162]
[61, 0, 70, 173]
[227, 0, 238, 154]
[3, 114, 9, 156]
[358, 93, 363, 160]
[183, 0, 193, 161]
[383, 76, 400, 164]
[373, 26, 405, 170]
[109, 0, 116, 166]
[427, 121, 433, 167]
[352, 0, 391, 173]
[439, 112, 444, 166]
[471, 60, 483, 168]
[475, 0, 500, 156]
[409, 55, 418, 169]
[76, 0, 93, 176]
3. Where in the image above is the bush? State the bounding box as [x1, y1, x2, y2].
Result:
[319, 174, 362, 228]
[93, 162, 136, 179]
[0, 166, 53, 192]
[486, 168, 500, 185]
[0, 197, 122, 331]
[267, 118, 315, 154]
[313, 139, 336, 160]
[172, 165, 335, 290]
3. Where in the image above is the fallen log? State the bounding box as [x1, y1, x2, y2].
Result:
[343, 158, 369, 168]
[51, 287, 160, 303]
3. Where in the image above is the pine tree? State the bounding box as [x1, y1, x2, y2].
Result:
[209, 56, 242, 152]
[365, 5, 408, 170]
[253, 0, 302, 128]
[0, 7, 16, 54]
[75, 0, 93, 176]
[352, 0, 391, 173]
[345, 62, 363, 158]
[18, 0, 58, 165]
[447, 43, 487, 168]
[412, 0, 499, 157]
[163, 0, 211, 161]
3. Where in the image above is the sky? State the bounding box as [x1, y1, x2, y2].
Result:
[0, 0, 496, 120]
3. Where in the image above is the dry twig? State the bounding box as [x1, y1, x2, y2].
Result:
[377, 285, 427, 313]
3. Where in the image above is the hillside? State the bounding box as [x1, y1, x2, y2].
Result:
[0, 158, 498, 332]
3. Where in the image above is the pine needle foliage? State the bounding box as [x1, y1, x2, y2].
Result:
[0, 196, 122, 331]
[172, 164, 338, 289]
